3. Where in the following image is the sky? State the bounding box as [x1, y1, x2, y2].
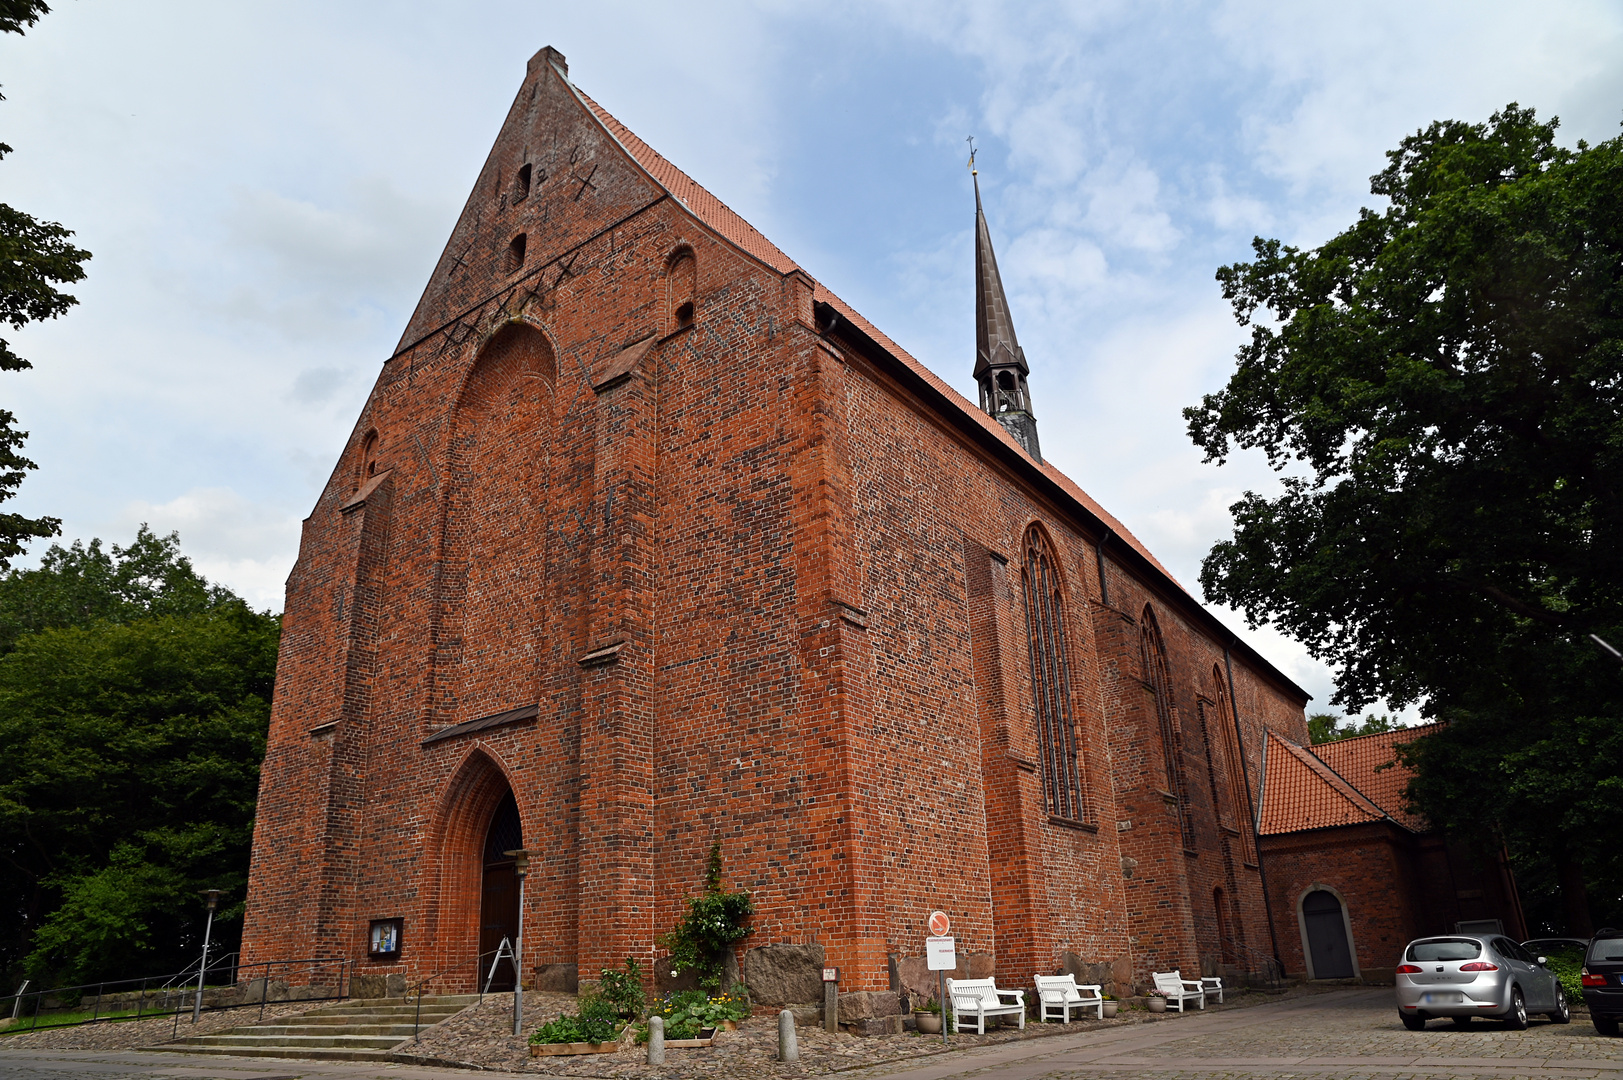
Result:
[2, 0, 1620, 720]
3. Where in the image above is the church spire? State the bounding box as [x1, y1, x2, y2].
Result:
[970, 151, 1041, 463]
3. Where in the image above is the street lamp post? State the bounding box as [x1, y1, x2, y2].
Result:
[503, 850, 532, 1037]
[192, 889, 223, 1024]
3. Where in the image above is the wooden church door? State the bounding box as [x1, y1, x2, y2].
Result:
[1302, 889, 1354, 979]
[479, 792, 523, 991]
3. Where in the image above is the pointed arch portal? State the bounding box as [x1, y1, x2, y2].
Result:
[480, 791, 523, 991]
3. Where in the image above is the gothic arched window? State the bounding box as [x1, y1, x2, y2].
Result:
[1140, 606, 1195, 851]
[1022, 526, 1086, 822]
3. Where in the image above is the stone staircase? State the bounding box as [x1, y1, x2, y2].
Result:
[158, 994, 481, 1061]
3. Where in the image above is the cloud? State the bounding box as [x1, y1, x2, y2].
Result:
[112, 487, 301, 610]
[5, 0, 1617, 714]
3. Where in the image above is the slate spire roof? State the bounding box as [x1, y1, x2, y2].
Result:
[967, 167, 1041, 462]
[973, 174, 1026, 381]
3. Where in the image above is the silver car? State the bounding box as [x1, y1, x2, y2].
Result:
[1396, 935, 1571, 1030]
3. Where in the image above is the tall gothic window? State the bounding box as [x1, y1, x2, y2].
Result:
[1022, 526, 1086, 822]
[1140, 606, 1195, 851]
[1212, 666, 1258, 865]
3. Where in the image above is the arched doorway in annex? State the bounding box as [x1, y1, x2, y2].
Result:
[420, 742, 545, 991]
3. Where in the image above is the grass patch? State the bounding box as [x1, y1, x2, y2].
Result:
[0, 1006, 172, 1034]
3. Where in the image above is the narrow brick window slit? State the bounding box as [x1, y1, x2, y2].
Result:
[667, 248, 696, 331]
[515, 163, 532, 203]
[507, 233, 527, 273]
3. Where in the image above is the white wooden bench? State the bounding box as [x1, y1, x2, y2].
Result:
[1151, 970, 1204, 1012]
[1033, 974, 1103, 1022]
[1199, 975, 1223, 1004]
[947, 977, 1026, 1034]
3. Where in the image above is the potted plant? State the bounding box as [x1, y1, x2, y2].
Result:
[913, 997, 944, 1034]
[1146, 990, 1167, 1013]
[1101, 993, 1119, 1019]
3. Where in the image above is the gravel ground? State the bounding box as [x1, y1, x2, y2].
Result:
[0, 1000, 313, 1052]
[393, 983, 1338, 1076]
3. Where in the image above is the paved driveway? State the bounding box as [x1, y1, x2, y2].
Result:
[0, 988, 1617, 1079]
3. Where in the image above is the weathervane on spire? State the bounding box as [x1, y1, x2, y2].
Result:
[966, 136, 977, 176]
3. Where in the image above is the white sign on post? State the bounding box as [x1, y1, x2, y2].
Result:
[925, 935, 956, 971]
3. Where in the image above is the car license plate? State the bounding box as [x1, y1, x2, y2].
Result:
[1421, 992, 1459, 1004]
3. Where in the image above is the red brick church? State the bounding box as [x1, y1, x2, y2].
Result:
[241, 46, 1325, 1008]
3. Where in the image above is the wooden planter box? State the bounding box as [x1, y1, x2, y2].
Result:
[665, 1026, 718, 1048]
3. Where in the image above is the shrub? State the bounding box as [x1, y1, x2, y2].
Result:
[529, 989, 623, 1045]
[658, 842, 753, 992]
[598, 957, 646, 1019]
[1543, 947, 1585, 1002]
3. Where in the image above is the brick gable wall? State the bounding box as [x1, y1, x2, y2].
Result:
[241, 48, 1311, 1002]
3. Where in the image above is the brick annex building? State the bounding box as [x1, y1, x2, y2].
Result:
[241, 47, 1320, 1007]
[1255, 725, 1526, 984]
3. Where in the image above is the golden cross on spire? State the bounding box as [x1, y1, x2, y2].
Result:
[967, 135, 977, 176]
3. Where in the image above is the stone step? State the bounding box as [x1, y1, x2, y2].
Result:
[304, 1003, 469, 1018]
[258, 1008, 465, 1026]
[151, 1044, 405, 1062]
[151, 989, 481, 1061]
[175, 1033, 406, 1050]
[198, 1022, 426, 1038]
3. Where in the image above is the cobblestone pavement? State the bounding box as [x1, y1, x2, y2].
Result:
[0, 988, 1616, 1079]
[852, 988, 1623, 1080]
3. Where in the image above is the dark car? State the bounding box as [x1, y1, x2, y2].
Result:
[1583, 928, 1623, 1037]
[1523, 937, 1588, 957]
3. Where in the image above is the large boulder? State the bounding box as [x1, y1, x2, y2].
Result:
[534, 963, 578, 993]
[893, 951, 995, 1002]
[742, 943, 826, 1005]
[1057, 952, 1132, 999]
[351, 973, 388, 1000]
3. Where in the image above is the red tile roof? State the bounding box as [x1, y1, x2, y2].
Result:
[1311, 724, 1437, 832]
[568, 81, 1183, 591]
[1257, 729, 1389, 836]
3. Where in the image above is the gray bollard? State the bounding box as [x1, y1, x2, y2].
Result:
[648, 1014, 665, 1064]
[778, 1009, 799, 1062]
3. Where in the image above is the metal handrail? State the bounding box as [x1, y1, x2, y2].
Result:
[405, 947, 507, 1043]
[1, 955, 352, 1037]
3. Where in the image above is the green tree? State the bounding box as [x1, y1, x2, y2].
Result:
[1188, 104, 1623, 934]
[0, 0, 90, 566]
[0, 532, 279, 985]
[1307, 712, 1400, 745]
[0, 525, 234, 652]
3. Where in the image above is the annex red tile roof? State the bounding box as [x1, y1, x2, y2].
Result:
[1311, 724, 1437, 832]
[1256, 729, 1389, 836]
[570, 82, 1184, 592]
